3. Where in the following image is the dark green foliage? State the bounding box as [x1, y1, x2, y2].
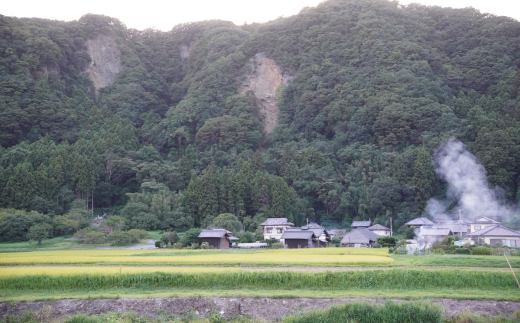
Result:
[1, 0, 520, 234]
[377, 236, 396, 248]
[180, 228, 203, 247]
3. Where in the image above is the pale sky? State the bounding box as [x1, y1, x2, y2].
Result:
[0, 0, 519, 31]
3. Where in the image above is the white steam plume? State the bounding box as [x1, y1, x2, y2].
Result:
[427, 138, 514, 221]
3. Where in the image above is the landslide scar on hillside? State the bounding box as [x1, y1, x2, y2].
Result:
[84, 34, 123, 94]
[239, 54, 292, 136]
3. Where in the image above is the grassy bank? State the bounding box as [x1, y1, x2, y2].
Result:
[1, 269, 519, 302]
[392, 255, 520, 268]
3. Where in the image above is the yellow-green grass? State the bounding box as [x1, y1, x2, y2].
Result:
[0, 266, 241, 276]
[0, 248, 393, 266]
[391, 254, 520, 268]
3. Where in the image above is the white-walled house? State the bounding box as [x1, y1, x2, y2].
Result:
[367, 224, 391, 236]
[467, 225, 520, 247]
[469, 217, 501, 233]
[260, 218, 294, 243]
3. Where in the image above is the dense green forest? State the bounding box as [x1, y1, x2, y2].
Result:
[1, 0, 520, 240]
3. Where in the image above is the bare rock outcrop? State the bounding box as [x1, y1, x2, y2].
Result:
[84, 34, 122, 93]
[239, 54, 292, 135]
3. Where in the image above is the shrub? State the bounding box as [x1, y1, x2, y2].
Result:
[432, 244, 448, 250]
[238, 232, 254, 243]
[154, 240, 162, 248]
[127, 229, 148, 243]
[84, 232, 105, 244]
[173, 242, 182, 249]
[107, 230, 132, 245]
[271, 242, 284, 249]
[161, 231, 179, 245]
[471, 247, 492, 255]
[455, 248, 470, 255]
[167, 242, 172, 248]
[180, 228, 202, 247]
[27, 223, 53, 245]
[201, 242, 210, 249]
[377, 236, 396, 247]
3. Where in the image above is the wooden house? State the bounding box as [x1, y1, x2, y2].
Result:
[280, 230, 318, 248]
[367, 224, 391, 236]
[405, 217, 435, 228]
[351, 220, 372, 229]
[198, 228, 236, 249]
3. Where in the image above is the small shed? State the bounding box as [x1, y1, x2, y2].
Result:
[341, 228, 379, 247]
[351, 220, 372, 229]
[280, 230, 318, 248]
[367, 224, 391, 236]
[198, 228, 234, 249]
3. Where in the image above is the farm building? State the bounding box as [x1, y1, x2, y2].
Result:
[198, 228, 237, 249]
[340, 228, 379, 247]
[260, 218, 294, 242]
[467, 225, 520, 247]
[405, 217, 435, 228]
[367, 224, 391, 236]
[288, 223, 332, 247]
[351, 220, 372, 229]
[280, 230, 318, 248]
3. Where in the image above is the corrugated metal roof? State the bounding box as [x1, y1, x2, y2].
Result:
[368, 224, 390, 231]
[280, 230, 315, 240]
[260, 218, 295, 226]
[198, 229, 228, 238]
[351, 220, 372, 227]
[341, 228, 379, 244]
[467, 225, 520, 237]
[405, 217, 435, 226]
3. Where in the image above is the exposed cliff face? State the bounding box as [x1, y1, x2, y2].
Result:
[239, 54, 292, 136]
[84, 34, 122, 93]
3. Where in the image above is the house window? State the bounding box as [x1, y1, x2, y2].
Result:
[277, 228, 283, 234]
[266, 229, 272, 234]
[474, 226, 481, 231]
[504, 240, 517, 247]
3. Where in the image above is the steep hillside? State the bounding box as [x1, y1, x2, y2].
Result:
[1, 0, 520, 234]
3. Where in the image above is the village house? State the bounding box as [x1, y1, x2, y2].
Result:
[198, 228, 238, 249]
[469, 217, 501, 233]
[467, 225, 520, 247]
[416, 228, 453, 246]
[350, 220, 372, 229]
[405, 217, 435, 228]
[280, 229, 318, 248]
[260, 218, 294, 243]
[340, 228, 379, 248]
[367, 224, 391, 236]
[285, 223, 332, 247]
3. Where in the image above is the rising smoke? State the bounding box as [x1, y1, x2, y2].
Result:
[427, 138, 515, 222]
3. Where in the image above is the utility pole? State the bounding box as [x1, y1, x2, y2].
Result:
[459, 210, 462, 239]
[390, 216, 393, 236]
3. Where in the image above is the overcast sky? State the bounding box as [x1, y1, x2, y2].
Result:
[1, 0, 519, 31]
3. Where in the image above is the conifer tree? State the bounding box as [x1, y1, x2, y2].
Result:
[412, 147, 434, 211]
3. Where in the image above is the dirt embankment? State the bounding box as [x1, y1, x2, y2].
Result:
[239, 53, 293, 136]
[1, 298, 519, 322]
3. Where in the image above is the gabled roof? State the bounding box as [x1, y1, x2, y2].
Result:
[368, 224, 390, 231]
[351, 220, 372, 227]
[420, 228, 452, 236]
[341, 228, 379, 244]
[406, 217, 435, 226]
[432, 224, 467, 233]
[280, 230, 316, 240]
[467, 225, 520, 237]
[260, 218, 294, 226]
[300, 223, 330, 239]
[198, 228, 229, 238]
[470, 217, 501, 224]
[228, 236, 239, 241]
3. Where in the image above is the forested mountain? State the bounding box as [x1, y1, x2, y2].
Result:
[1, 0, 520, 234]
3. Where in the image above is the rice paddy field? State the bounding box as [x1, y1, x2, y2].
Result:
[1, 247, 520, 304]
[0, 248, 394, 266]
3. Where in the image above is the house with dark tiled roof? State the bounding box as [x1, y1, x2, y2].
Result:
[260, 218, 294, 242]
[467, 225, 520, 247]
[368, 224, 391, 236]
[280, 229, 318, 248]
[351, 220, 372, 229]
[340, 228, 379, 247]
[198, 228, 237, 249]
[405, 217, 435, 227]
[293, 223, 332, 247]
